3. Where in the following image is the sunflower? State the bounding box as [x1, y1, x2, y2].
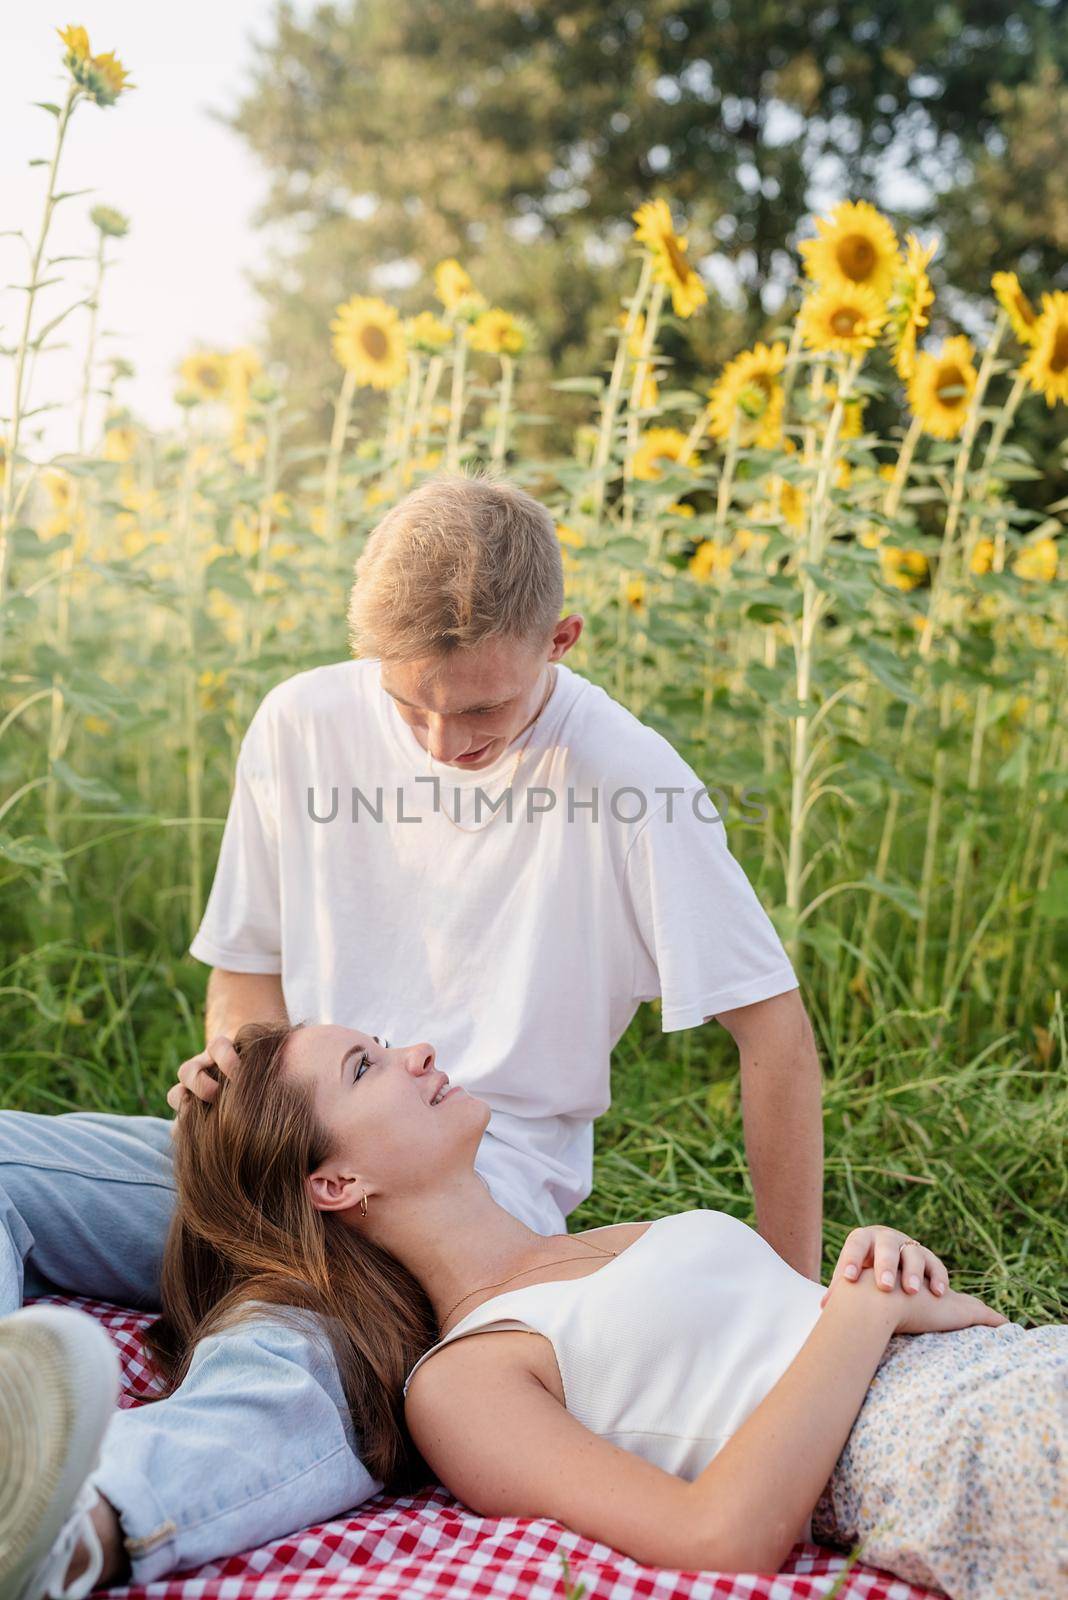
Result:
[1020, 291, 1068, 408]
[225, 347, 263, 410]
[799, 200, 899, 301]
[798, 282, 888, 355]
[631, 199, 708, 319]
[331, 296, 407, 390]
[629, 427, 697, 482]
[43, 472, 73, 511]
[1013, 536, 1059, 582]
[707, 341, 787, 448]
[907, 335, 978, 439]
[179, 350, 230, 402]
[625, 577, 646, 609]
[887, 233, 937, 381]
[102, 423, 138, 463]
[434, 259, 471, 307]
[433, 260, 485, 320]
[970, 538, 996, 575]
[880, 547, 929, 590]
[991, 272, 1038, 347]
[688, 540, 735, 581]
[57, 25, 133, 105]
[783, 476, 808, 529]
[733, 525, 769, 556]
[406, 312, 452, 354]
[467, 308, 526, 357]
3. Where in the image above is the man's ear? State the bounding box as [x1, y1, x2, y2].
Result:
[549, 614, 583, 659]
[306, 1168, 368, 1214]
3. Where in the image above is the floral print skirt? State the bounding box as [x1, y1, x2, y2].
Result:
[810, 1319, 1067, 1599]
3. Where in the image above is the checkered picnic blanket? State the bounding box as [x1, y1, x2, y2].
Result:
[33, 1295, 942, 1600]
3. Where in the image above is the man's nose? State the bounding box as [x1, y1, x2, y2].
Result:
[425, 714, 468, 762]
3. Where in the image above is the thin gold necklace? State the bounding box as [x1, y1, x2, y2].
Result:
[439, 1235, 620, 1333]
[425, 666, 556, 834]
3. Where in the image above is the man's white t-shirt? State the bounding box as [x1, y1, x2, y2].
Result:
[190, 658, 799, 1233]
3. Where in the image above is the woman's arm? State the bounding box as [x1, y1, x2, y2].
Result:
[405, 1269, 899, 1573]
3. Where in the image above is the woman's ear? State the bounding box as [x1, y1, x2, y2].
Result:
[306, 1168, 368, 1214]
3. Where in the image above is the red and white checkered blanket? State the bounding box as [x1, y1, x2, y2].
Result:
[32, 1295, 942, 1600]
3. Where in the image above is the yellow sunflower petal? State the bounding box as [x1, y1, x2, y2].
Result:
[706, 341, 787, 447]
[631, 199, 708, 320]
[330, 295, 408, 389]
[797, 282, 888, 356]
[629, 427, 698, 482]
[907, 334, 978, 439]
[1019, 290, 1068, 408]
[992, 271, 1039, 347]
[799, 200, 899, 301]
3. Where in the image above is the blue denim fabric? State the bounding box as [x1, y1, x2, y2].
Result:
[0, 1109, 561, 1582]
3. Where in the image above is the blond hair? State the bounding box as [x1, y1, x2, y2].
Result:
[347, 471, 564, 662]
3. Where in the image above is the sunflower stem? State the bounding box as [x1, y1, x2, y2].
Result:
[323, 366, 357, 545]
[591, 255, 653, 526]
[491, 353, 516, 468]
[910, 316, 1008, 997]
[0, 80, 81, 666]
[246, 395, 283, 678]
[178, 411, 204, 939]
[415, 354, 445, 450]
[964, 369, 1028, 573]
[395, 352, 422, 491]
[883, 413, 923, 521]
[784, 350, 862, 961]
[621, 281, 665, 532]
[714, 406, 742, 539]
[445, 325, 469, 472]
[855, 314, 1007, 1006]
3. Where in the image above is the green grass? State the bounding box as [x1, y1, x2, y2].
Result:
[2, 936, 1064, 1326]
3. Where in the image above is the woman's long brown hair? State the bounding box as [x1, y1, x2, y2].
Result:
[143, 1020, 438, 1491]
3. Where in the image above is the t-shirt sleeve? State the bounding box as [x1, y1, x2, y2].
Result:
[623, 786, 799, 1030]
[188, 703, 282, 974]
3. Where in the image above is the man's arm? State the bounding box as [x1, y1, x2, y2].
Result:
[709, 988, 824, 1281]
[204, 966, 288, 1040]
[166, 968, 289, 1113]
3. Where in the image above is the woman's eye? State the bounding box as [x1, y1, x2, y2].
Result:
[353, 1052, 370, 1084]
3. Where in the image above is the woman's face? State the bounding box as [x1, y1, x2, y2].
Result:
[285, 1024, 489, 1213]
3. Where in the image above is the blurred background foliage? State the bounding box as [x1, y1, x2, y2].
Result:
[227, 0, 1068, 487]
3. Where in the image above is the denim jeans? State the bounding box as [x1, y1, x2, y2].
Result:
[0, 1109, 564, 1583]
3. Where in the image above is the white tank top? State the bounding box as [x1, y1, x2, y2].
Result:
[404, 1209, 827, 1533]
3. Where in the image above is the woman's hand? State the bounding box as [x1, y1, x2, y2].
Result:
[165, 1035, 240, 1116]
[890, 1276, 1009, 1335]
[819, 1225, 949, 1309]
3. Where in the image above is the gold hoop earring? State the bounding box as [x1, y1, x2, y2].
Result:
[360, 1190, 368, 1217]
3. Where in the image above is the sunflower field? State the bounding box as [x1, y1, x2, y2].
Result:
[2, 27, 1066, 1317]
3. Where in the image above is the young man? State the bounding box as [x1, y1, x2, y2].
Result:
[1, 472, 831, 1595]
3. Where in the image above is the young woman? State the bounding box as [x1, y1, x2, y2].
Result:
[89, 1021, 1068, 1597]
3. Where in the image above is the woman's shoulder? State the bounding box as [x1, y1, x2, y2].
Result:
[404, 1221, 661, 1413]
[572, 1219, 655, 1250]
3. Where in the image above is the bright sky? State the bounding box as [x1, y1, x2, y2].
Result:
[1, 3, 298, 459]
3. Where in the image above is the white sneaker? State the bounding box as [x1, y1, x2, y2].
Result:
[0, 1306, 120, 1600]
